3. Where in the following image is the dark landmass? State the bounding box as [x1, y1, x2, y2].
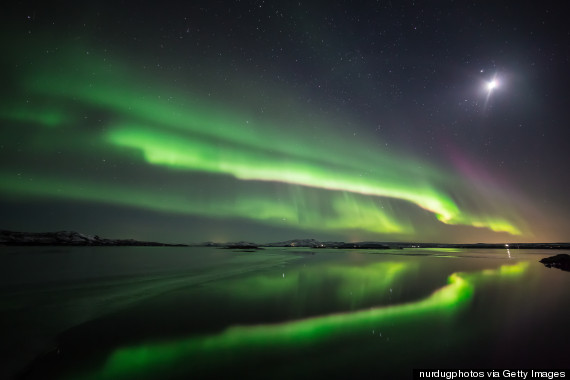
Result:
[257, 239, 570, 250]
[196, 241, 225, 247]
[539, 254, 570, 272]
[2, 230, 569, 250]
[193, 241, 262, 249]
[405, 242, 570, 249]
[0, 230, 187, 247]
[223, 241, 262, 249]
[264, 238, 336, 248]
[262, 239, 393, 249]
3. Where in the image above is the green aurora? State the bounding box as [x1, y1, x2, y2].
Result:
[0, 46, 525, 239]
[65, 261, 529, 380]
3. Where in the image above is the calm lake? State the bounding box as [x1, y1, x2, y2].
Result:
[1, 247, 568, 379]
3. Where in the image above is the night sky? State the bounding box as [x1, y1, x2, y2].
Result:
[1, 1, 569, 243]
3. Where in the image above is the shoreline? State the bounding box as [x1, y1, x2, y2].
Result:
[2, 230, 569, 249]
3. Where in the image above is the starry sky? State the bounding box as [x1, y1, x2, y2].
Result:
[1, 1, 569, 243]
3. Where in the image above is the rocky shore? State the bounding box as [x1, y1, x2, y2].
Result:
[539, 254, 570, 272]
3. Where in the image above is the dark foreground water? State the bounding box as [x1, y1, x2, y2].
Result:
[0, 247, 568, 379]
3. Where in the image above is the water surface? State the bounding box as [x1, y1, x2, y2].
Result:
[1, 247, 568, 379]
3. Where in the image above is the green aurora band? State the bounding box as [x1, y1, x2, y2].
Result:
[0, 174, 410, 234]
[66, 261, 529, 380]
[227, 261, 411, 308]
[0, 47, 523, 236]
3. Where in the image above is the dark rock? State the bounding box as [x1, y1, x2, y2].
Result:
[198, 241, 224, 247]
[263, 238, 323, 247]
[223, 241, 260, 249]
[539, 254, 570, 272]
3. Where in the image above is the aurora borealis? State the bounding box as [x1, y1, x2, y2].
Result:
[65, 261, 529, 380]
[2, 1, 569, 242]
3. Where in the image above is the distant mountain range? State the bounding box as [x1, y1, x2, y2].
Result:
[0, 230, 187, 246]
[195, 238, 570, 250]
[247, 239, 570, 250]
[1, 230, 569, 249]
